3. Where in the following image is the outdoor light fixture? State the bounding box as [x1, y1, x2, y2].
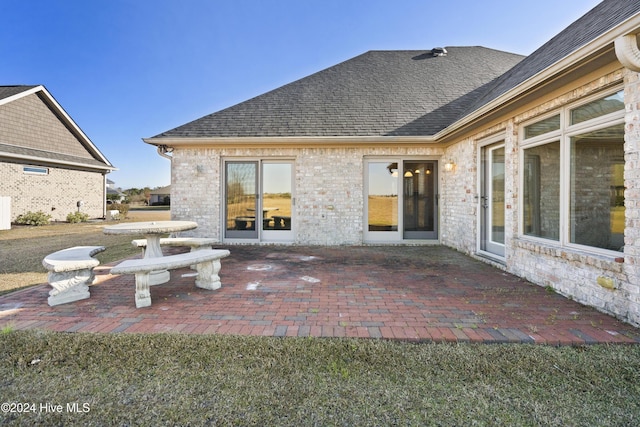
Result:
[444, 159, 456, 172]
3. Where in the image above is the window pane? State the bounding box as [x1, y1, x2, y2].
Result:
[263, 163, 292, 231]
[368, 162, 398, 231]
[524, 115, 560, 139]
[23, 166, 48, 175]
[403, 162, 435, 233]
[491, 147, 505, 244]
[570, 90, 624, 125]
[523, 142, 560, 240]
[226, 162, 257, 231]
[570, 124, 625, 251]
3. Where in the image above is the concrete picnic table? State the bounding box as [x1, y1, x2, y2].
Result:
[103, 220, 198, 285]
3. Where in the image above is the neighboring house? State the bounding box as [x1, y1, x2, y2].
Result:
[144, 0, 640, 326]
[106, 179, 125, 203]
[0, 85, 115, 221]
[149, 185, 170, 205]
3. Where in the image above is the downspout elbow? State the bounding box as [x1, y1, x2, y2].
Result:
[157, 145, 174, 161]
[615, 34, 640, 72]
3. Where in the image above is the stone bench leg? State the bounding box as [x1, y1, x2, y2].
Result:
[133, 272, 152, 308]
[189, 246, 213, 269]
[195, 259, 222, 290]
[47, 268, 94, 306]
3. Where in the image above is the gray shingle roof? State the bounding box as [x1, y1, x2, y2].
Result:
[150, 0, 640, 141]
[0, 85, 38, 101]
[153, 47, 524, 139]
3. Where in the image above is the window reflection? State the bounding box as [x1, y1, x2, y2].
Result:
[368, 162, 398, 231]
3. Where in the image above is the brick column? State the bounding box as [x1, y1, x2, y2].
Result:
[623, 69, 640, 324]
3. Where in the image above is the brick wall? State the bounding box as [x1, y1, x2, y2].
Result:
[439, 68, 640, 326]
[171, 145, 443, 244]
[0, 161, 104, 221]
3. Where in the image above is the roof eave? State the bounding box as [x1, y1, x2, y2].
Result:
[0, 150, 117, 173]
[143, 135, 439, 147]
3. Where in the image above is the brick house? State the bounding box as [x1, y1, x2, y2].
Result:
[144, 0, 640, 326]
[0, 85, 115, 222]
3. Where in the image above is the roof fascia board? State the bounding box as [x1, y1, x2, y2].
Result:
[436, 11, 640, 140]
[143, 135, 438, 147]
[0, 151, 116, 172]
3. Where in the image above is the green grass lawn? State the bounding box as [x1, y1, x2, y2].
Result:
[2, 209, 640, 425]
[1, 331, 640, 426]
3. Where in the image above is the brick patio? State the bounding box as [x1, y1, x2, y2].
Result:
[1, 245, 639, 345]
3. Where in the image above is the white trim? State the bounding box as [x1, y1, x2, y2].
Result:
[0, 149, 115, 172]
[144, 135, 437, 147]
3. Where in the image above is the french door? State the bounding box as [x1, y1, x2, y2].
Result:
[365, 159, 438, 242]
[224, 160, 294, 242]
[480, 144, 505, 257]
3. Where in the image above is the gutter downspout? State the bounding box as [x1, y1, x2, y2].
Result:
[157, 145, 174, 160]
[615, 34, 640, 72]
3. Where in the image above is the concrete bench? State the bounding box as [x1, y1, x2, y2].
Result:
[42, 246, 106, 306]
[131, 237, 218, 257]
[110, 249, 230, 308]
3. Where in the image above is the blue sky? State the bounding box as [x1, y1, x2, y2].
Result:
[1, 0, 602, 190]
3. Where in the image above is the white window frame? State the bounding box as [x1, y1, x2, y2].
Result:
[519, 87, 625, 257]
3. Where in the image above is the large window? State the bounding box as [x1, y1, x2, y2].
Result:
[521, 89, 625, 254]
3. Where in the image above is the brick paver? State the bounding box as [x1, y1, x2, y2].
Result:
[1, 245, 639, 345]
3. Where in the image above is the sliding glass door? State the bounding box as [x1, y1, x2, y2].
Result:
[365, 159, 438, 242]
[224, 160, 293, 242]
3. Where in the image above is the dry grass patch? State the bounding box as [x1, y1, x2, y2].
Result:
[0, 209, 170, 294]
